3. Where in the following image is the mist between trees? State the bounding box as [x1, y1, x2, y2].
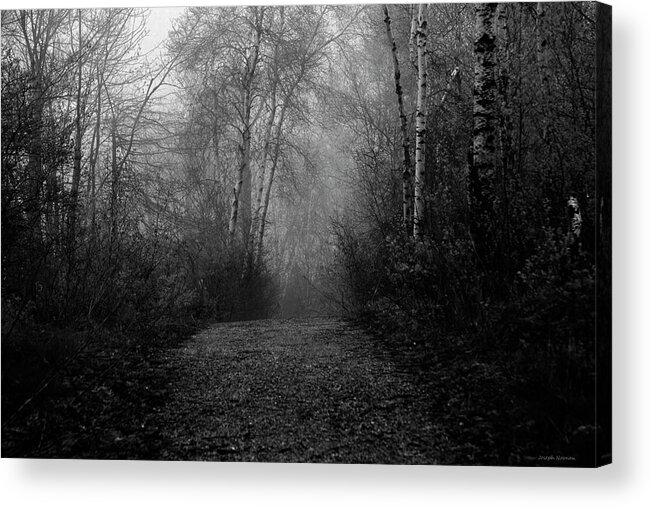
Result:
[2, 3, 609, 464]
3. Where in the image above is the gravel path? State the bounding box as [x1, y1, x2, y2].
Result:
[154, 317, 449, 463]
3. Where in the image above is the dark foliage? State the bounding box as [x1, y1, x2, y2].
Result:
[335, 221, 597, 464]
[2, 4, 607, 465]
[1, 39, 277, 456]
[332, 2, 603, 465]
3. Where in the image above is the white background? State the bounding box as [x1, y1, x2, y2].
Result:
[1, 0, 649, 505]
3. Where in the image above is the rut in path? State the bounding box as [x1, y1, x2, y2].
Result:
[155, 317, 450, 463]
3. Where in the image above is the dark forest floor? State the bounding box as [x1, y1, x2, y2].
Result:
[2, 317, 588, 464]
[153, 318, 451, 463]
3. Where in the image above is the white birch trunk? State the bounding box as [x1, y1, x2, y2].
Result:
[413, 3, 427, 239]
[228, 13, 262, 245]
[409, 4, 418, 70]
[256, 101, 288, 263]
[250, 100, 276, 242]
[383, 5, 413, 234]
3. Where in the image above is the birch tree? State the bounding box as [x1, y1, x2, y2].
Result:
[253, 6, 359, 264]
[248, 7, 286, 268]
[170, 7, 266, 249]
[413, 3, 427, 238]
[468, 2, 498, 260]
[228, 7, 264, 245]
[383, 4, 412, 234]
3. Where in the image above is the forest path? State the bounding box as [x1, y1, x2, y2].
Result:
[154, 317, 448, 463]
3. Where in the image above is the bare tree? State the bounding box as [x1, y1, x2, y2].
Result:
[228, 7, 264, 246]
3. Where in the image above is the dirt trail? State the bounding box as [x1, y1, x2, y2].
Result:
[154, 317, 448, 463]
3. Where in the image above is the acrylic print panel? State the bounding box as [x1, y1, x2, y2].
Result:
[1, 2, 611, 467]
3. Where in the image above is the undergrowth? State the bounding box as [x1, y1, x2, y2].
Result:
[337, 225, 599, 466]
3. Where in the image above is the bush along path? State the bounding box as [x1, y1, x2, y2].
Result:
[1, 324, 194, 459]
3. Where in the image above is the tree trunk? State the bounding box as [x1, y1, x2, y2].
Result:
[413, 3, 427, 239]
[249, 49, 281, 267]
[26, 82, 44, 238]
[18, 10, 63, 240]
[228, 92, 253, 245]
[496, 2, 514, 266]
[239, 106, 253, 241]
[110, 119, 119, 246]
[251, 9, 284, 249]
[87, 70, 102, 230]
[536, 3, 550, 94]
[252, 98, 277, 239]
[69, 9, 83, 243]
[469, 2, 498, 261]
[409, 4, 418, 70]
[256, 101, 288, 264]
[383, 5, 413, 234]
[228, 12, 262, 246]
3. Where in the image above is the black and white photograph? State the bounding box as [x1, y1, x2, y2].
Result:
[2, 1, 611, 469]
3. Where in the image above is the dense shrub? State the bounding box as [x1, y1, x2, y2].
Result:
[333, 216, 597, 463]
[333, 222, 484, 336]
[495, 228, 597, 459]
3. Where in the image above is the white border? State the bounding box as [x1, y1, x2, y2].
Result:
[2, 0, 650, 505]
